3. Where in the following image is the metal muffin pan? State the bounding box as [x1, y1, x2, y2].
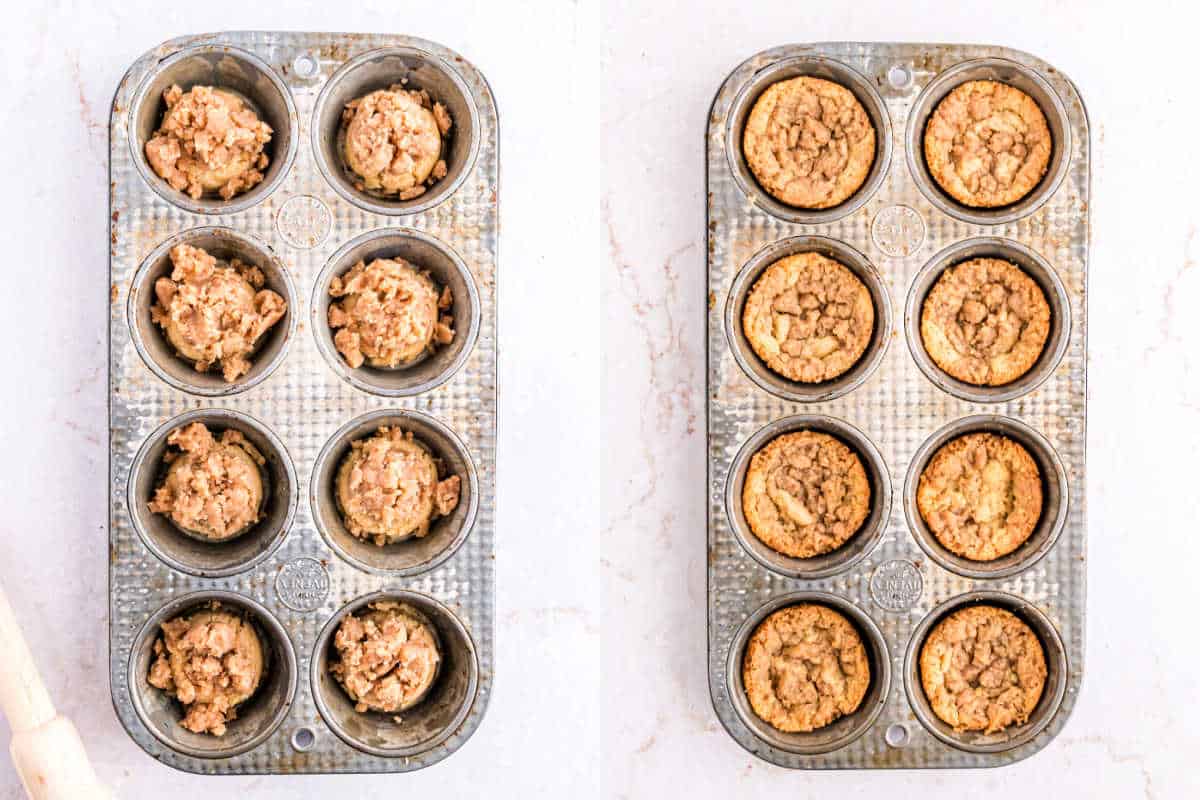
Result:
[707, 42, 1088, 769]
[109, 31, 498, 774]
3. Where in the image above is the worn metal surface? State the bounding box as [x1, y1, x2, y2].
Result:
[108, 30, 497, 774]
[706, 42, 1088, 768]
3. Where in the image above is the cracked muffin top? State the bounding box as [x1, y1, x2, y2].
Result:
[145, 85, 272, 201]
[335, 427, 461, 546]
[742, 604, 870, 733]
[148, 422, 265, 541]
[742, 76, 876, 209]
[921, 257, 1051, 386]
[341, 86, 451, 200]
[924, 80, 1051, 208]
[328, 257, 454, 370]
[151, 243, 287, 383]
[917, 432, 1043, 561]
[147, 607, 265, 737]
[743, 430, 871, 558]
[331, 602, 441, 714]
[742, 252, 875, 383]
[920, 605, 1047, 734]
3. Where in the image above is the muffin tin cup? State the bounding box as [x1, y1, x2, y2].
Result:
[311, 46, 481, 216]
[127, 591, 298, 760]
[310, 409, 479, 576]
[128, 44, 299, 215]
[127, 408, 298, 578]
[726, 592, 891, 755]
[724, 56, 893, 224]
[311, 228, 481, 396]
[311, 591, 479, 758]
[904, 57, 1072, 226]
[905, 237, 1072, 403]
[902, 414, 1069, 580]
[902, 590, 1068, 754]
[724, 236, 893, 403]
[725, 415, 892, 579]
[127, 226, 298, 397]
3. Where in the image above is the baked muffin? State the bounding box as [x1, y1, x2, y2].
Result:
[742, 76, 876, 208]
[147, 607, 265, 736]
[742, 604, 870, 732]
[920, 605, 1047, 734]
[921, 258, 1050, 386]
[151, 243, 287, 383]
[330, 602, 441, 714]
[328, 257, 454, 370]
[742, 431, 871, 558]
[917, 433, 1042, 561]
[144, 85, 272, 201]
[924, 80, 1051, 208]
[341, 86, 451, 200]
[742, 252, 874, 383]
[335, 427, 461, 546]
[148, 422, 265, 541]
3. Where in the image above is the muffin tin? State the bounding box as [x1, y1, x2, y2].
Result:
[706, 42, 1088, 768]
[108, 31, 497, 774]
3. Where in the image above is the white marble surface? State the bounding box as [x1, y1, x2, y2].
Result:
[1, 0, 1197, 796]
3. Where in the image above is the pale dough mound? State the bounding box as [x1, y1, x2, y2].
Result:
[144, 85, 272, 201]
[921, 258, 1050, 386]
[917, 433, 1043, 561]
[742, 76, 876, 209]
[147, 608, 265, 736]
[743, 431, 871, 558]
[742, 604, 871, 733]
[331, 602, 441, 714]
[341, 86, 451, 199]
[148, 422, 265, 541]
[742, 252, 874, 383]
[920, 605, 1047, 733]
[151, 243, 287, 383]
[328, 258, 454, 370]
[924, 80, 1051, 208]
[335, 427, 462, 546]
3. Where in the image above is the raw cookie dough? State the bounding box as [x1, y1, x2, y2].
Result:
[921, 257, 1050, 386]
[144, 84, 273, 201]
[743, 431, 871, 558]
[917, 432, 1043, 561]
[147, 607, 265, 736]
[330, 602, 441, 714]
[924, 80, 1051, 208]
[742, 252, 874, 383]
[335, 427, 461, 546]
[742, 76, 876, 209]
[151, 243, 288, 383]
[742, 604, 870, 733]
[148, 422, 266, 541]
[328, 258, 454, 370]
[341, 86, 452, 199]
[920, 605, 1047, 733]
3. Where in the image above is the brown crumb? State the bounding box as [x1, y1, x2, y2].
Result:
[341, 86, 451, 197]
[151, 243, 287, 382]
[144, 85, 272, 201]
[920, 605, 1046, 733]
[335, 427, 461, 546]
[330, 602, 440, 713]
[147, 607, 264, 736]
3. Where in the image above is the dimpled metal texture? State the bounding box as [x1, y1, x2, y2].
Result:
[707, 43, 1088, 768]
[109, 31, 497, 774]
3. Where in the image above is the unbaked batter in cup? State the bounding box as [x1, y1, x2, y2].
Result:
[330, 602, 441, 714]
[341, 86, 452, 200]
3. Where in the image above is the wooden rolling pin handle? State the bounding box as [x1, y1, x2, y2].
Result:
[0, 580, 111, 800]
